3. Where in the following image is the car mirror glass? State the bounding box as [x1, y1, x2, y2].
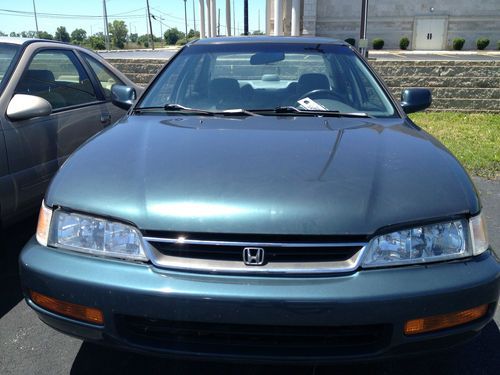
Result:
[6, 94, 52, 121]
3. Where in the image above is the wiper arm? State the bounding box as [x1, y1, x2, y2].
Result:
[252, 106, 373, 118]
[163, 103, 215, 115]
[133, 104, 214, 115]
[218, 108, 258, 116]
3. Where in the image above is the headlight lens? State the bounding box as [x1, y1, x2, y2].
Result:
[363, 219, 471, 268]
[36, 205, 147, 261]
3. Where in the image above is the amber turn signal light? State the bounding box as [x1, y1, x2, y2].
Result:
[404, 304, 488, 335]
[30, 290, 104, 325]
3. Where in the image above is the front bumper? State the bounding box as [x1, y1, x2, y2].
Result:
[20, 237, 500, 363]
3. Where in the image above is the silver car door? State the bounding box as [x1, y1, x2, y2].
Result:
[2, 47, 105, 215]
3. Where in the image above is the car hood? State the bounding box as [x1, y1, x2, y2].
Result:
[46, 114, 479, 236]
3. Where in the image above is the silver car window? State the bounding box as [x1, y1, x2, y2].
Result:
[0, 44, 20, 88]
[15, 49, 98, 110]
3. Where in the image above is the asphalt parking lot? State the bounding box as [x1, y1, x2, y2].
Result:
[0, 177, 498, 374]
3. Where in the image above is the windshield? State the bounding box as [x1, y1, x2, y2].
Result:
[139, 43, 396, 117]
[0, 43, 20, 89]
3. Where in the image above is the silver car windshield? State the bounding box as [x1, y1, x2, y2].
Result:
[0, 44, 20, 88]
[139, 43, 396, 118]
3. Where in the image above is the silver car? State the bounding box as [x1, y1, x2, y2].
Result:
[0, 38, 138, 226]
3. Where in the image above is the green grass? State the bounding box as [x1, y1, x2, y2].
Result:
[409, 112, 500, 179]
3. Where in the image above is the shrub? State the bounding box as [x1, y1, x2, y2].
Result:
[175, 38, 187, 46]
[372, 38, 384, 50]
[476, 38, 490, 50]
[452, 38, 465, 50]
[344, 38, 356, 46]
[399, 37, 410, 50]
[498, 41, 500, 50]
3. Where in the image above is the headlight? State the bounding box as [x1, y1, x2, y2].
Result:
[36, 202, 147, 262]
[362, 215, 489, 268]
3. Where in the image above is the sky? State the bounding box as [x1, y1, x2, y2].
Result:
[0, 0, 267, 37]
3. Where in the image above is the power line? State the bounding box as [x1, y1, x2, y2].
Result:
[0, 7, 147, 19]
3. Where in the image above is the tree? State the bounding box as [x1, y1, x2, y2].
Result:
[38, 31, 53, 40]
[108, 20, 127, 49]
[71, 28, 87, 44]
[55, 26, 70, 42]
[164, 28, 184, 45]
[137, 34, 150, 47]
[0, 31, 6, 36]
[20, 31, 37, 38]
[10, 32, 19, 37]
[88, 33, 106, 50]
[129, 33, 138, 43]
[187, 29, 200, 39]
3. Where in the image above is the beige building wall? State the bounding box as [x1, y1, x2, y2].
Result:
[268, 0, 500, 50]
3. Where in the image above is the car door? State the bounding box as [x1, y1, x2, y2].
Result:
[79, 53, 128, 124]
[2, 47, 108, 217]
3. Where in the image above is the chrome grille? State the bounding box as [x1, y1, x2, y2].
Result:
[144, 235, 367, 275]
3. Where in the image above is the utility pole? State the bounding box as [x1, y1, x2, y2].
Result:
[146, 0, 154, 50]
[243, 0, 248, 35]
[32, 0, 39, 37]
[152, 15, 164, 44]
[184, 0, 188, 42]
[103, 0, 110, 50]
[217, 8, 220, 36]
[225, 0, 231, 36]
[258, 9, 260, 33]
[232, 0, 235, 36]
[359, 0, 369, 58]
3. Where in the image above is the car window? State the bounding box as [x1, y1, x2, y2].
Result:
[0, 44, 20, 87]
[82, 54, 123, 99]
[140, 44, 396, 117]
[15, 49, 97, 110]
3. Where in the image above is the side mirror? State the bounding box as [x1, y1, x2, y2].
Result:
[6, 94, 52, 121]
[401, 88, 432, 114]
[111, 84, 136, 110]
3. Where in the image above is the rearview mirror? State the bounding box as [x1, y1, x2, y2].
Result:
[401, 88, 432, 114]
[250, 52, 285, 65]
[111, 84, 137, 110]
[6, 94, 52, 121]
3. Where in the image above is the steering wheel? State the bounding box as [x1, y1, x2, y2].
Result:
[298, 89, 344, 102]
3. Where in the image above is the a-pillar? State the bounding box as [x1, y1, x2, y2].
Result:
[291, 0, 301, 36]
[274, 0, 283, 36]
[199, 0, 206, 38]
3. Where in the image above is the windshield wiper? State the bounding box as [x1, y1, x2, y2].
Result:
[253, 106, 373, 118]
[135, 104, 256, 117]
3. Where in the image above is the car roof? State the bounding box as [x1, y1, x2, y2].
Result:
[0, 37, 70, 46]
[191, 36, 347, 46]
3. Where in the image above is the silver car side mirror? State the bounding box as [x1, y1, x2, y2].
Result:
[111, 84, 137, 110]
[7, 94, 52, 121]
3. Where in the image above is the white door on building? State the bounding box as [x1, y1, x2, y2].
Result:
[414, 18, 447, 50]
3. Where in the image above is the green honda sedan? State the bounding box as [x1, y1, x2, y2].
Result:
[19, 37, 499, 362]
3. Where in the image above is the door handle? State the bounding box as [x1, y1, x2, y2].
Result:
[100, 114, 111, 126]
